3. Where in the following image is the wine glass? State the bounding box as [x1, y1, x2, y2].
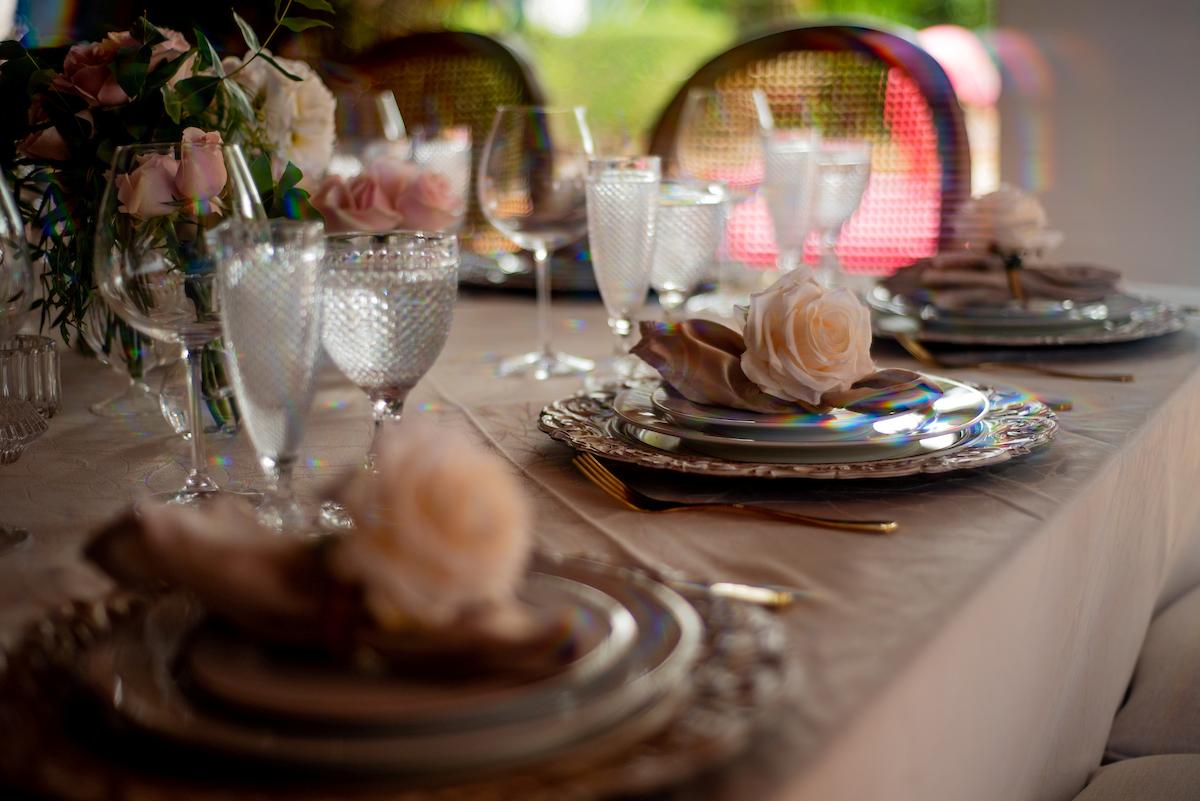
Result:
[587, 156, 660, 384]
[319, 232, 458, 528]
[674, 88, 771, 311]
[478, 106, 594, 379]
[81, 299, 173, 419]
[651, 180, 728, 320]
[0, 170, 40, 552]
[212, 219, 325, 532]
[761, 128, 822, 273]
[329, 88, 410, 178]
[812, 139, 872, 286]
[95, 139, 266, 504]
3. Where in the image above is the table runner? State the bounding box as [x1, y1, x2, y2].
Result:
[2, 286, 1198, 801]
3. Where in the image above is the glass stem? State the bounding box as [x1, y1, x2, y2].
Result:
[816, 228, 838, 287]
[181, 341, 218, 496]
[366, 394, 408, 473]
[262, 455, 296, 505]
[533, 245, 553, 359]
[777, 248, 802, 274]
[660, 292, 686, 322]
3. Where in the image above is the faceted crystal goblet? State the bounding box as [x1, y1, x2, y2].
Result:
[650, 180, 727, 320]
[813, 140, 872, 286]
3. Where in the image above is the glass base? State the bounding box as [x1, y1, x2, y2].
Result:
[255, 496, 312, 535]
[496, 349, 595, 380]
[0, 526, 30, 554]
[138, 487, 262, 509]
[319, 500, 355, 532]
[89, 381, 161, 419]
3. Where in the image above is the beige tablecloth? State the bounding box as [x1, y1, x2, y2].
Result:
[2, 285, 1199, 801]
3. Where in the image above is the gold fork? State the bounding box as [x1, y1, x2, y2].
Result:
[895, 333, 1134, 383]
[572, 452, 897, 535]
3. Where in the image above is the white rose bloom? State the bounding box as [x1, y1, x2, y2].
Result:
[224, 51, 336, 183]
[740, 266, 876, 406]
[954, 184, 1062, 256]
[329, 422, 533, 630]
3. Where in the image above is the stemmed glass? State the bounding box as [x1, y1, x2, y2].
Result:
[586, 156, 661, 384]
[478, 106, 594, 379]
[211, 220, 325, 532]
[812, 140, 872, 286]
[0, 171, 40, 552]
[673, 88, 770, 310]
[651, 180, 727, 320]
[319, 232, 458, 528]
[95, 139, 265, 504]
[81, 299, 173, 419]
[411, 124, 473, 228]
[329, 89, 410, 178]
[762, 128, 822, 274]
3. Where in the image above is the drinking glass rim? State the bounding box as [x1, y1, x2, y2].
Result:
[493, 104, 588, 115]
[109, 141, 247, 155]
[325, 229, 459, 244]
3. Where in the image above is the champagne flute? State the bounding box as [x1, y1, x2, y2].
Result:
[212, 219, 325, 532]
[813, 139, 872, 286]
[651, 180, 727, 320]
[478, 106, 594, 379]
[586, 156, 661, 384]
[762, 128, 822, 273]
[0, 170, 39, 552]
[674, 88, 771, 311]
[95, 138, 265, 504]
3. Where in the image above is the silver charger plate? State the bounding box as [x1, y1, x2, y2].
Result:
[867, 285, 1145, 329]
[645, 375, 987, 444]
[869, 288, 1187, 346]
[539, 383, 1057, 479]
[182, 574, 639, 729]
[76, 562, 702, 777]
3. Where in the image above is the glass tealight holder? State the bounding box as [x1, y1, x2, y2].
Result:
[0, 335, 61, 418]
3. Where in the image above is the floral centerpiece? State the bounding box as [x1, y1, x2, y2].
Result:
[0, 3, 335, 424]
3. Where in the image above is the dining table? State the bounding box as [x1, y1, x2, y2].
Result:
[2, 281, 1199, 801]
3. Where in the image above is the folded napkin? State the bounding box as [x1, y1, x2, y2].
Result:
[882, 252, 1121, 308]
[631, 320, 940, 416]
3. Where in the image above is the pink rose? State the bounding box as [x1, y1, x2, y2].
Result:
[116, 153, 180, 219]
[310, 159, 418, 234]
[53, 34, 131, 107]
[175, 128, 227, 211]
[149, 28, 191, 71]
[393, 170, 464, 232]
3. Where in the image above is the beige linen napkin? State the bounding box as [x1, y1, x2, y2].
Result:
[882, 252, 1121, 308]
[631, 320, 940, 416]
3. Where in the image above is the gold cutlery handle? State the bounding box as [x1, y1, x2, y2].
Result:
[673, 503, 898, 534]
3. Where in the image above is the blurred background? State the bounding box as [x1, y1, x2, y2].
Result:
[9, 0, 1199, 286]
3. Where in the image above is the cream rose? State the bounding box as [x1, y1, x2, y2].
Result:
[954, 184, 1062, 256]
[740, 266, 876, 406]
[329, 422, 533, 630]
[116, 152, 180, 219]
[175, 128, 228, 210]
[224, 51, 336, 183]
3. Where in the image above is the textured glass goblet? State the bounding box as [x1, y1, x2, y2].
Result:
[94, 140, 266, 504]
[650, 180, 727, 320]
[213, 219, 326, 532]
[587, 156, 660, 385]
[478, 106, 594, 379]
[0, 170, 37, 552]
[761, 128, 821, 274]
[319, 232, 458, 527]
[813, 139, 872, 286]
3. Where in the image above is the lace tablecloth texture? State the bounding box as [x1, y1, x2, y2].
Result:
[2, 285, 1199, 801]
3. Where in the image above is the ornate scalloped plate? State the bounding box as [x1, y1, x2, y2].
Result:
[538, 384, 1057, 479]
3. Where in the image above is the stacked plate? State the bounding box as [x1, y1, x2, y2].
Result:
[76, 558, 702, 778]
[610, 376, 990, 465]
[868, 285, 1186, 346]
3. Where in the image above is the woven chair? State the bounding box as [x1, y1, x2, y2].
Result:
[325, 31, 546, 258]
[648, 24, 971, 275]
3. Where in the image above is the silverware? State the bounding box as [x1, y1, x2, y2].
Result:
[895, 333, 1135, 383]
[572, 452, 898, 535]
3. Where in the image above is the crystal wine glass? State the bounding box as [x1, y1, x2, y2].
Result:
[94, 139, 265, 504]
[812, 139, 872, 286]
[329, 88, 410, 178]
[651, 180, 728, 320]
[212, 219, 325, 532]
[587, 156, 660, 384]
[319, 232, 458, 527]
[761, 128, 822, 274]
[0, 170, 40, 552]
[81, 299, 173, 419]
[674, 88, 772, 311]
[478, 106, 594, 379]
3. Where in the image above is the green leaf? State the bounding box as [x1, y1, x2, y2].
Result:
[193, 29, 225, 78]
[290, 0, 335, 13]
[176, 75, 219, 117]
[276, 161, 303, 197]
[232, 11, 260, 53]
[248, 152, 274, 198]
[161, 85, 183, 123]
[259, 52, 302, 81]
[220, 79, 256, 126]
[0, 41, 26, 60]
[114, 46, 151, 97]
[279, 16, 332, 32]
